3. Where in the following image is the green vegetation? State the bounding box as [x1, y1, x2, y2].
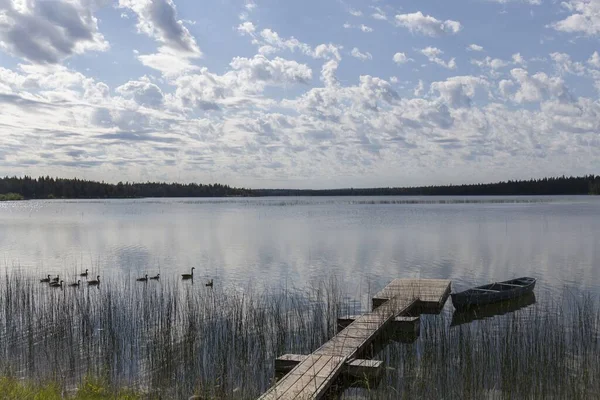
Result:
[0, 273, 598, 399]
[0, 376, 141, 399]
[0, 192, 24, 201]
[2, 175, 600, 199]
[258, 174, 600, 196]
[0, 176, 252, 199]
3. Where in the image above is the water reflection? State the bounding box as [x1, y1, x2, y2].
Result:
[450, 292, 537, 327]
[0, 197, 599, 296]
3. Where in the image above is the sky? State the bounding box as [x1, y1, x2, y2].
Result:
[0, 0, 599, 189]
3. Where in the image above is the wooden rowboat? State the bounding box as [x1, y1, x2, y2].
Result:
[451, 277, 536, 310]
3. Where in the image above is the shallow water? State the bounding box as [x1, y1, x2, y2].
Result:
[0, 196, 599, 296]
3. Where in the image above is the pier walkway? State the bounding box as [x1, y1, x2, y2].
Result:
[258, 278, 451, 400]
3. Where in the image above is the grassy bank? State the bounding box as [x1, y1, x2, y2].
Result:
[0, 193, 24, 201]
[0, 376, 141, 399]
[0, 273, 598, 399]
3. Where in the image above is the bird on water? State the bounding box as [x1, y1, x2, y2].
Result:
[182, 267, 195, 280]
[51, 275, 59, 283]
[69, 280, 80, 287]
[137, 274, 148, 282]
[50, 280, 63, 288]
[80, 269, 89, 277]
[205, 279, 213, 287]
[88, 276, 100, 286]
[40, 275, 51, 283]
[150, 274, 160, 280]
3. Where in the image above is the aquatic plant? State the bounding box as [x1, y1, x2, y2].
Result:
[0, 273, 598, 399]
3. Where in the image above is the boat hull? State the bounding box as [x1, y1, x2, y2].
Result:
[450, 292, 536, 326]
[451, 277, 536, 310]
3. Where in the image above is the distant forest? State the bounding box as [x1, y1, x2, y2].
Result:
[0, 175, 599, 199]
[0, 176, 252, 199]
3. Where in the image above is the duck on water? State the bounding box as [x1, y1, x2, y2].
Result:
[88, 276, 100, 286]
[182, 268, 195, 280]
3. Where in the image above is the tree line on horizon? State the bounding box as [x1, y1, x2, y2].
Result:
[0, 176, 252, 199]
[0, 175, 599, 199]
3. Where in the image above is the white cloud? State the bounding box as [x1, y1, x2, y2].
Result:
[259, 29, 313, 56]
[507, 68, 571, 103]
[116, 77, 164, 108]
[420, 47, 457, 69]
[137, 47, 200, 77]
[351, 48, 372, 61]
[3, 0, 600, 187]
[118, 0, 201, 56]
[343, 23, 374, 33]
[238, 25, 342, 62]
[589, 51, 600, 68]
[395, 12, 462, 37]
[258, 45, 277, 55]
[229, 55, 313, 86]
[0, 0, 109, 63]
[349, 8, 362, 17]
[550, 52, 587, 76]
[430, 76, 489, 108]
[237, 21, 256, 35]
[393, 52, 409, 65]
[551, 0, 600, 36]
[414, 80, 425, 96]
[512, 53, 526, 65]
[320, 60, 339, 87]
[467, 44, 484, 52]
[471, 56, 509, 74]
[313, 44, 342, 61]
[371, 7, 387, 20]
[171, 55, 313, 111]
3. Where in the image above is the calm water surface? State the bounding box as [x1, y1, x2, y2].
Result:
[1, 196, 599, 296]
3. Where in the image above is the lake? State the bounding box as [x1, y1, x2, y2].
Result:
[1, 195, 599, 398]
[1, 196, 598, 297]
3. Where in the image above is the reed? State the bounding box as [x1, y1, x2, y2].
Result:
[0, 273, 598, 399]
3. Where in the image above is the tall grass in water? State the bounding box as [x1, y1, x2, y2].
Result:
[344, 295, 600, 399]
[0, 273, 599, 399]
[0, 273, 347, 398]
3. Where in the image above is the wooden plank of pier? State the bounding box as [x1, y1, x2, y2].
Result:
[258, 278, 451, 400]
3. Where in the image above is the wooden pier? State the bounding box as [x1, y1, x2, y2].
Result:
[258, 278, 451, 400]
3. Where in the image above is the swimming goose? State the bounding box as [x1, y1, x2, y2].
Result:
[205, 279, 213, 287]
[137, 274, 148, 282]
[181, 267, 195, 280]
[149, 274, 160, 280]
[80, 269, 89, 277]
[50, 280, 63, 288]
[40, 274, 51, 283]
[69, 280, 81, 287]
[51, 275, 60, 283]
[88, 276, 100, 286]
